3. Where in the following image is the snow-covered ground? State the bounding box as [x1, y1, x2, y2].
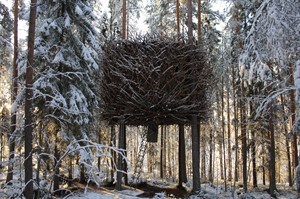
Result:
[64, 182, 300, 199]
[64, 189, 164, 199]
[1, 173, 299, 199]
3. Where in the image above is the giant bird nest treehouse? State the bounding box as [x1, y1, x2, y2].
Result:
[100, 36, 213, 135]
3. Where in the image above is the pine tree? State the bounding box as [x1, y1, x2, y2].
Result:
[24, 0, 37, 198]
[6, 0, 18, 184]
[32, 0, 100, 191]
[34, 0, 99, 135]
[0, 2, 13, 107]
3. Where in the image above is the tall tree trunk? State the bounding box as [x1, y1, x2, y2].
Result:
[68, 155, 73, 187]
[241, 79, 247, 192]
[116, 117, 125, 191]
[98, 129, 101, 170]
[231, 66, 239, 184]
[123, 126, 128, 185]
[216, 92, 224, 180]
[110, 125, 116, 182]
[176, 0, 180, 38]
[234, 1, 246, 191]
[80, 163, 86, 184]
[122, 0, 126, 39]
[192, 116, 200, 192]
[226, 76, 232, 181]
[163, 126, 167, 177]
[280, 95, 292, 186]
[187, 0, 193, 44]
[221, 78, 227, 191]
[178, 124, 187, 187]
[200, 130, 206, 181]
[35, 122, 42, 199]
[286, 132, 292, 186]
[209, 129, 213, 183]
[53, 143, 60, 192]
[250, 102, 257, 188]
[24, 0, 37, 198]
[268, 90, 276, 196]
[197, 0, 202, 46]
[262, 131, 266, 185]
[219, 137, 224, 180]
[160, 126, 164, 178]
[289, 62, 298, 172]
[6, 0, 19, 184]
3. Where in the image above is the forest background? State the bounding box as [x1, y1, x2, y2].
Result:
[0, 0, 300, 198]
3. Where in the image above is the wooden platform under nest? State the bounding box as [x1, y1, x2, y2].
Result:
[100, 36, 214, 126]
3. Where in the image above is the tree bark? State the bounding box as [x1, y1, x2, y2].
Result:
[6, 0, 18, 184]
[289, 62, 298, 172]
[116, 117, 125, 191]
[209, 129, 213, 183]
[197, 0, 202, 46]
[192, 116, 200, 192]
[187, 0, 193, 44]
[68, 155, 73, 187]
[226, 75, 232, 181]
[160, 126, 164, 178]
[232, 67, 239, 183]
[241, 79, 247, 192]
[35, 123, 42, 199]
[221, 78, 227, 191]
[122, 0, 126, 39]
[281, 95, 292, 186]
[178, 124, 187, 187]
[268, 92, 276, 196]
[262, 131, 266, 185]
[24, 0, 37, 198]
[200, 130, 206, 181]
[250, 102, 257, 188]
[110, 125, 116, 182]
[176, 0, 180, 38]
[53, 143, 60, 192]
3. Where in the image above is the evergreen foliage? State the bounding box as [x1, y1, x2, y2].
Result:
[33, 0, 100, 133]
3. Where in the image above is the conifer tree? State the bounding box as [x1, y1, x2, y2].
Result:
[32, 0, 100, 191]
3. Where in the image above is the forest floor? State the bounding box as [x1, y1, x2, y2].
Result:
[1, 173, 300, 198]
[64, 180, 300, 199]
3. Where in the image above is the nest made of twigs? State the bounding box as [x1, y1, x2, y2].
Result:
[100, 36, 213, 125]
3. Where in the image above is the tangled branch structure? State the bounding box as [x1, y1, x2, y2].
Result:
[100, 37, 213, 126]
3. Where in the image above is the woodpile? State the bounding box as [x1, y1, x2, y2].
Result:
[100, 37, 213, 125]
